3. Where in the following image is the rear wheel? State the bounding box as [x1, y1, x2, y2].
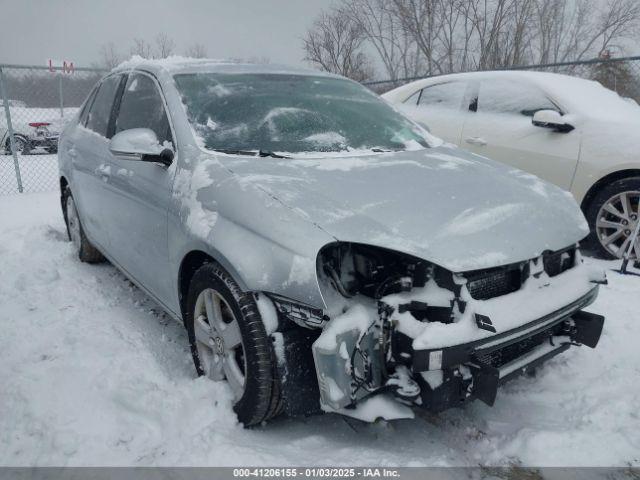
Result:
[62, 187, 105, 263]
[185, 262, 282, 426]
[585, 177, 640, 259]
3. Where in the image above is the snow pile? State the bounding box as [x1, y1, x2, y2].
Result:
[172, 158, 219, 239]
[313, 304, 375, 351]
[0, 192, 638, 466]
[384, 258, 595, 350]
[115, 55, 239, 73]
[384, 70, 640, 123]
[327, 395, 414, 423]
[437, 203, 525, 237]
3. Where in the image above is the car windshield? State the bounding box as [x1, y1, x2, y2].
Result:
[173, 72, 431, 155]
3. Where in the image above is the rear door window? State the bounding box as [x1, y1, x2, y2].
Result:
[417, 82, 469, 111]
[114, 73, 172, 145]
[85, 75, 121, 137]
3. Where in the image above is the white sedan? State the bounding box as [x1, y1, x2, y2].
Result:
[383, 71, 640, 259]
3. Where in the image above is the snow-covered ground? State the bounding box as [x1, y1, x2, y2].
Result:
[0, 191, 638, 467]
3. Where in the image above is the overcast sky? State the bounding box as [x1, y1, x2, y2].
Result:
[0, 0, 333, 68]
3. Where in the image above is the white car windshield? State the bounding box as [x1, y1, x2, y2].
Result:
[173, 73, 431, 155]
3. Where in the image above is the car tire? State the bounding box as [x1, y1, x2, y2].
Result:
[185, 262, 283, 427]
[584, 177, 640, 259]
[62, 187, 105, 263]
[4, 135, 30, 155]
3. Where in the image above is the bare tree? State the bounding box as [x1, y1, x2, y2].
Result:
[305, 0, 640, 82]
[185, 43, 208, 58]
[130, 38, 153, 58]
[303, 9, 375, 81]
[532, 0, 640, 65]
[392, 0, 444, 74]
[344, 0, 422, 81]
[155, 33, 176, 58]
[590, 49, 637, 98]
[99, 42, 123, 69]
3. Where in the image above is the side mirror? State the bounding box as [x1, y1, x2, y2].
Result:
[532, 110, 574, 133]
[109, 128, 174, 166]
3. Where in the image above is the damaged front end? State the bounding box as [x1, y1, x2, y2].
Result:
[309, 242, 605, 420]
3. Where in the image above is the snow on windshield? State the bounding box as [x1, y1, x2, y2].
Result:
[173, 72, 433, 155]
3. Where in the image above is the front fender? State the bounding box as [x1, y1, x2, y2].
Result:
[169, 160, 336, 314]
[172, 215, 330, 310]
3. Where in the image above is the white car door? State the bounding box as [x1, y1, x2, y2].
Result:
[461, 78, 580, 190]
[395, 81, 471, 145]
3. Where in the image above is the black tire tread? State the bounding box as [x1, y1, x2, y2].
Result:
[186, 262, 283, 426]
[62, 186, 105, 263]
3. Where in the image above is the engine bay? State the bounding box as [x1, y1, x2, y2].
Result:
[306, 241, 598, 418]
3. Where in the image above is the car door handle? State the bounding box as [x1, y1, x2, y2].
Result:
[465, 136, 487, 146]
[97, 164, 111, 182]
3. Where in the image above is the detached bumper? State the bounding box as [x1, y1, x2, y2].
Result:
[395, 287, 604, 412]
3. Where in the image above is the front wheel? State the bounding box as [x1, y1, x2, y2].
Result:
[185, 262, 282, 426]
[585, 177, 640, 259]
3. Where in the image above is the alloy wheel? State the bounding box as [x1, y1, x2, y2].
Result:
[595, 190, 640, 259]
[193, 288, 246, 400]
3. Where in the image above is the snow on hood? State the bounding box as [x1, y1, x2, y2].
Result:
[216, 145, 589, 272]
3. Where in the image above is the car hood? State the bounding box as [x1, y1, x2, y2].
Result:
[218, 146, 589, 272]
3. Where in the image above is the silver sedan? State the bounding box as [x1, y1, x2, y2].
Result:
[58, 59, 604, 426]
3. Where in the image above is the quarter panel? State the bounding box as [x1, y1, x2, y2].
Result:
[571, 121, 640, 204]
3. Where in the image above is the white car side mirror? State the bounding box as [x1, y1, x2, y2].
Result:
[532, 110, 574, 133]
[109, 128, 174, 166]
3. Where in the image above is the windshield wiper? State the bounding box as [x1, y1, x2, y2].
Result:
[209, 148, 290, 159]
[258, 150, 290, 159]
[210, 148, 259, 156]
[371, 148, 402, 153]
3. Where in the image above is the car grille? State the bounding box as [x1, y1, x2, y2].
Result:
[464, 247, 577, 301]
[466, 267, 522, 301]
[473, 323, 563, 368]
[543, 247, 575, 277]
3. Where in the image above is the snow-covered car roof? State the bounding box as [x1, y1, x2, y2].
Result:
[112, 55, 342, 79]
[383, 70, 640, 121]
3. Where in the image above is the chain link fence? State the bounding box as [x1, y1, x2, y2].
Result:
[363, 55, 640, 102]
[0, 64, 104, 195]
[1, 57, 639, 195]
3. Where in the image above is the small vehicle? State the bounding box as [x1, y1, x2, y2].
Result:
[2, 120, 60, 155]
[58, 59, 604, 426]
[382, 71, 640, 260]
